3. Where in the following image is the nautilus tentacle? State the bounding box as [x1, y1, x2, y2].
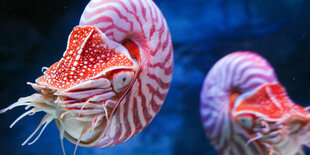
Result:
[200, 52, 310, 155]
[1, 0, 173, 152]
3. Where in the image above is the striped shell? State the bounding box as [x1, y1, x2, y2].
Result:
[200, 52, 310, 155]
[78, 0, 173, 147]
[0, 0, 173, 153]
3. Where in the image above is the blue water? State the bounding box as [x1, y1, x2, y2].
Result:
[0, 0, 310, 154]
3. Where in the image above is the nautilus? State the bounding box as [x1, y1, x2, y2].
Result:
[1, 0, 173, 153]
[200, 52, 310, 155]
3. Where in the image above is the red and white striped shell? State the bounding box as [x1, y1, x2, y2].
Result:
[1, 0, 173, 152]
[200, 52, 310, 155]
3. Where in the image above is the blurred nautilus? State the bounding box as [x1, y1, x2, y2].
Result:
[1, 0, 173, 153]
[200, 52, 310, 155]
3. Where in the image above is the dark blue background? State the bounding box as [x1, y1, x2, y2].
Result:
[1, 0, 310, 154]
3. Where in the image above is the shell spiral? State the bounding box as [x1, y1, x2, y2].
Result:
[200, 52, 277, 154]
[77, 0, 173, 147]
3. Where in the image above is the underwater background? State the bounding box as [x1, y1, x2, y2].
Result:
[1, 0, 310, 154]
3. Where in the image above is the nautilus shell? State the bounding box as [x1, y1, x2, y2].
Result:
[200, 52, 310, 155]
[1, 0, 173, 152]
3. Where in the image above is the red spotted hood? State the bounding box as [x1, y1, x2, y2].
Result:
[37, 26, 134, 91]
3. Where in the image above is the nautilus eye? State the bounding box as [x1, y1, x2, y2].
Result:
[111, 70, 134, 93]
[236, 115, 254, 130]
[200, 51, 310, 155]
[1, 0, 173, 153]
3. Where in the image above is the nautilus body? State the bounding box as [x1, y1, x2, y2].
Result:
[1, 0, 173, 151]
[200, 52, 310, 155]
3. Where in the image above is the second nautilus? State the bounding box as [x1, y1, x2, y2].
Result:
[201, 51, 310, 155]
